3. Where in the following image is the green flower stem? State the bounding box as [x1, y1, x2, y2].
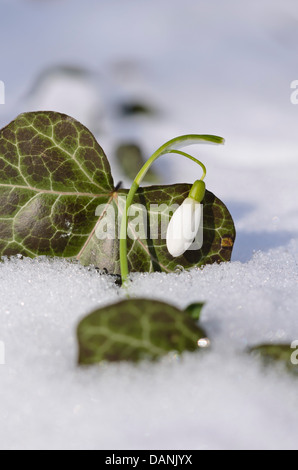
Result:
[119, 134, 224, 285]
[168, 150, 207, 180]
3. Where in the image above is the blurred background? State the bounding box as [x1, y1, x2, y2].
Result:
[0, 0, 297, 260]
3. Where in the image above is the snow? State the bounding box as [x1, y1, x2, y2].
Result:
[0, 0, 298, 450]
[0, 249, 298, 450]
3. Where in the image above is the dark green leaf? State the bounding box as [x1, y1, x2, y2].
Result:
[185, 303, 205, 321]
[115, 143, 160, 182]
[249, 344, 298, 376]
[117, 102, 155, 117]
[77, 298, 208, 364]
[0, 111, 236, 273]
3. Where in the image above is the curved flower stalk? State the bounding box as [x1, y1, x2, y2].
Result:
[119, 134, 225, 285]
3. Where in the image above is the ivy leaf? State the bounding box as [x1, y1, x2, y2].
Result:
[78, 185, 236, 274]
[0, 111, 114, 258]
[0, 111, 235, 273]
[249, 344, 298, 377]
[77, 298, 208, 364]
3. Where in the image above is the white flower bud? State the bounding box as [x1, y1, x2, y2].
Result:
[166, 197, 203, 257]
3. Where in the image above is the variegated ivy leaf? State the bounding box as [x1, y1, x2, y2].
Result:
[77, 298, 208, 364]
[0, 111, 235, 273]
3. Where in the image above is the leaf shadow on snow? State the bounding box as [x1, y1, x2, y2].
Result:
[232, 231, 298, 263]
[227, 201, 255, 221]
[227, 201, 298, 262]
[227, 201, 298, 263]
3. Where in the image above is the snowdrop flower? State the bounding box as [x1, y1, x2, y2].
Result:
[166, 180, 205, 257]
[120, 134, 224, 283]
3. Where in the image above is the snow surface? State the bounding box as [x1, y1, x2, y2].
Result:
[0, 0, 298, 450]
